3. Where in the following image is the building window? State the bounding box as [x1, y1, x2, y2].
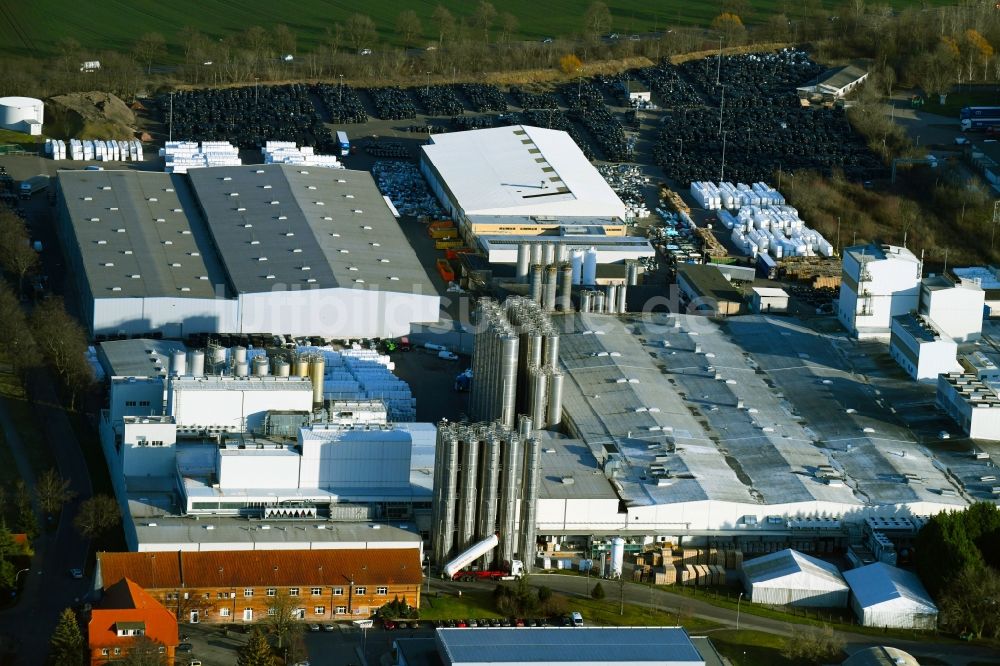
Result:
[293, 608, 305, 620]
[220, 608, 231, 617]
[101, 649, 109, 656]
[114, 648, 121, 656]
[314, 606, 325, 615]
[139, 400, 150, 407]
[266, 588, 276, 597]
[244, 588, 254, 597]
[376, 586, 388, 595]
[332, 587, 343, 596]
[336, 606, 347, 615]
[124, 401, 136, 407]
[355, 586, 366, 595]
[268, 608, 276, 616]
[289, 588, 299, 597]
[311, 587, 321, 596]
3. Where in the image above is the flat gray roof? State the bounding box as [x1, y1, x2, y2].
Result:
[99, 338, 186, 377]
[435, 627, 704, 665]
[535, 432, 618, 501]
[187, 165, 432, 295]
[59, 170, 228, 299]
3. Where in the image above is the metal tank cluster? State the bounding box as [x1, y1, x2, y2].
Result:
[431, 415, 541, 571]
[514, 242, 636, 315]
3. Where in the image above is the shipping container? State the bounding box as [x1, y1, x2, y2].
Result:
[436, 259, 455, 282]
[435, 239, 464, 250]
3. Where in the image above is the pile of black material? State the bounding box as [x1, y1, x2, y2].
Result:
[367, 86, 417, 120]
[635, 63, 702, 107]
[520, 109, 595, 161]
[417, 85, 464, 116]
[679, 49, 823, 106]
[511, 86, 559, 110]
[561, 79, 630, 162]
[452, 115, 502, 131]
[315, 83, 368, 123]
[371, 161, 445, 218]
[460, 83, 507, 112]
[167, 84, 333, 150]
[365, 141, 411, 158]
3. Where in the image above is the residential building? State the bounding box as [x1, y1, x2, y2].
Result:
[89, 577, 178, 665]
[95, 549, 422, 624]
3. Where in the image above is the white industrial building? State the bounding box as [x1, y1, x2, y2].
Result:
[838, 244, 921, 339]
[0, 96, 43, 135]
[739, 549, 849, 607]
[420, 125, 627, 224]
[56, 166, 438, 338]
[919, 274, 985, 341]
[952, 266, 1000, 316]
[888, 314, 960, 381]
[936, 372, 1000, 440]
[95, 338, 434, 552]
[843, 563, 938, 630]
[751, 287, 789, 314]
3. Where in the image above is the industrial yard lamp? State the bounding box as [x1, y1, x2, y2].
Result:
[339, 74, 344, 103]
[720, 132, 728, 183]
[736, 591, 744, 631]
[992, 200, 1000, 249]
[11, 568, 28, 596]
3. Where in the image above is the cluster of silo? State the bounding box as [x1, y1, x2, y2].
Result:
[578, 283, 628, 314]
[469, 297, 565, 429]
[431, 416, 541, 571]
[170, 349, 206, 377]
[518, 242, 580, 313]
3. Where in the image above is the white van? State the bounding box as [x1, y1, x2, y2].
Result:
[570, 611, 583, 627]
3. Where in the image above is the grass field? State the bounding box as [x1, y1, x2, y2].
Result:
[0, 0, 959, 59]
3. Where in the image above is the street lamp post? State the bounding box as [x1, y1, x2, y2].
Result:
[992, 200, 1000, 249]
[720, 131, 727, 183]
[339, 74, 344, 103]
[736, 591, 744, 631]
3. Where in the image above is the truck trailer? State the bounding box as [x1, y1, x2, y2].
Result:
[443, 533, 524, 581]
[19, 175, 50, 200]
[337, 131, 350, 157]
[960, 106, 1000, 131]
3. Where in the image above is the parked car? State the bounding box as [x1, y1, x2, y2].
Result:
[69, 568, 83, 579]
[382, 619, 396, 630]
[177, 643, 193, 653]
[323, 624, 336, 632]
[308, 623, 320, 632]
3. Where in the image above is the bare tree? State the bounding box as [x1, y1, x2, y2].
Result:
[0, 207, 37, 297]
[473, 1, 498, 44]
[395, 10, 423, 48]
[499, 12, 519, 45]
[73, 494, 120, 539]
[35, 468, 75, 516]
[132, 33, 166, 75]
[273, 24, 296, 57]
[345, 14, 377, 53]
[265, 591, 300, 649]
[583, 2, 612, 41]
[121, 635, 168, 666]
[30, 298, 92, 410]
[433, 6, 456, 48]
[0, 284, 38, 378]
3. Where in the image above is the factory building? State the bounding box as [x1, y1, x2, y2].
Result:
[843, 563, 938, 630]
[56, 166, 438, 338]
[477, 233, 655, 267]
[0, 96, 43, 135]
[838, 244, 921, 339]
[676, 265, 743, 315]
[919, 274, 985, 341]
[951, 266, 1000, 316]
[888, 313, 961, 381]
[936, 372, 1000, 440]
[739, 549, 849, 607]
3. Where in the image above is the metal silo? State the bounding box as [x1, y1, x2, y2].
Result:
[518, 414, 533, 439]
[594, 290, 606, 313]
[543, 334, 559, 370]
[529, 264, 543, 304]
[438, 433, 460, 561]
[235, 361, 249, 377]
[519, 436, 541, 568]
[457, 437, 480, 547]
[309, 356, 326, 406]
[171, 350, 187, 376]
[233, 346, 248, 365]
[478, 433, 501, 542]
[499, 335, 520, 428]
[542, 243, 555, 267]
[559, 263, 573, 311]
[580, 290, 593, 313]
[188, 350, 205, 377]
[626, 260, 639, 286]
[530, 243, 543, 267]
[605, 284, 617, 314]
[547, 371, 564, 427]
[530, 368, 548, 428]
[610, 537, 626, 578]
[555, 243, 568, 263]
[570, 250, 584, 284]
[497, 433, 523, 565]
[273, 358, 290, 377]
[252, 356, 270, 376]
[516, 243, 530, 282]
[583, 248, 598, 285]
[543, 265, 558, 311]
[295, 356, 310, 378]
[617, 283, 628, 314]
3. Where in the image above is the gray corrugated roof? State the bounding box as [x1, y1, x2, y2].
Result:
[99, 338, 186, 377]
[535, 432, 618, 500]
[59, 170, 228, 299]
[843, 563, 937, 612]
[435, 627, 704, 665]
[187, 165, 432, 295]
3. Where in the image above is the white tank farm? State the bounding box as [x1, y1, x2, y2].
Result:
[0, 96, 44, 135]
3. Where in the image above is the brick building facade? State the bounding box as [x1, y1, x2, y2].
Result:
[96, 549, 422, 625]
[89, 578, 179, 664]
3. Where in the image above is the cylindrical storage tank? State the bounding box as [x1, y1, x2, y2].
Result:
[309, 357, 326, 405]
[555, 244, 568, 264]
[617, 283, 628, 314]
[543, 265, 558, 311]
[0, 97, 43, 129]
[233, 346, 248, 365]
[580, 290, 593, 313]
[188, 350, 205, 378]
[211, 346, 226, 365]
[605, 284, 617, 314]
[547, 371, 564, 426]
[235, 361, 249, 377]
[559, 264, 573, 312]
[516, 243, 530, 282]
[499, 335, 520, 428]
[518, 414, 533, 439]
[518, 436, 542, 571]
[273, 358, 291, 377]
[171, 350, 187, 376]
[626, 261, 639, 286]
[610, 537, 626, 578]
[531, 369, 548, 428]
[252, 356, 269, 376]
[583, 248, 598, 285]
[594, 290, 606, 313]
[542, 243, 555, 267]
[295, 357, 310, 379]
[529, 264, 543, 304]
[570, 250, 584, 285]
[530, 243, 543, 266]
[543, 334, 559, 369]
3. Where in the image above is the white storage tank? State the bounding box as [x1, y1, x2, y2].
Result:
[582, 248, 598, 286]
[0, 97, 44, 135]
[610, 537, 625, 578]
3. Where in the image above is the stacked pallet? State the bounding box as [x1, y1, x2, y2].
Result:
[780, 256, 841, 288]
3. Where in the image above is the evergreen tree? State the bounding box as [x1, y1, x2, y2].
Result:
[237, 628, 275, 666]
[591, 582, 605, 600]
[49, 608, 84, 666]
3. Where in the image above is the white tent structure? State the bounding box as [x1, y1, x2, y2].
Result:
[843, 562, 938, 630]
[740, 548, 849, 607]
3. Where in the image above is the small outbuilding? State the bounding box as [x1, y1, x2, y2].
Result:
[740, 548, 849, 607]
[751, 286, 789, 314]
[623, 81, 651, 104]
[843, 562, 938, 630]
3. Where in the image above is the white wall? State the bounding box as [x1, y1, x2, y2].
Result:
[852, 598, 938, 629]
[299, 428, 413, 490]
[167, 377, 313, 431]
[923, 284, 984, 342]
[93, 296, 238, 338]
[121, 420, 177, 477]
[889, 323, 959, 381]
[217, 449, 302, 489]
[840, 248, 920, 338]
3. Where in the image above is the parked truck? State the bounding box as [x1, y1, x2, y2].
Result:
[960, 106, 1000, 131]
[19, 175, 49, 200]
[443, 533, 524, 581]
[336, 131, 350, 157]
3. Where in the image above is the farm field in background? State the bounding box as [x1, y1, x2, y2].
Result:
[0, 0, 958, 59]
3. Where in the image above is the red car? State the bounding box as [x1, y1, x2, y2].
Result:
[382, 619, 396, 630]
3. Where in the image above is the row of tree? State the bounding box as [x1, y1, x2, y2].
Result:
[915, 502, 1000, 639]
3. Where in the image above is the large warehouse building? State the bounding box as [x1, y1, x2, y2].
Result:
[56, 166, 439, 338]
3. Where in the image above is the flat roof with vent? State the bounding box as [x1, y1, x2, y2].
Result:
[59, 170, 227, 299]
[421, 125, 628, 219]
[187, 165, 431, 295]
